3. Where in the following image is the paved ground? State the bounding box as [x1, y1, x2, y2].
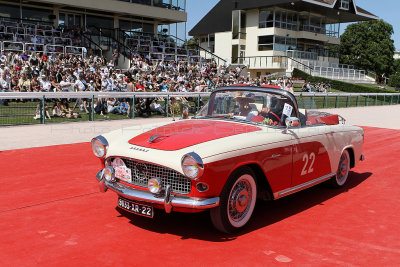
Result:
[0, 106, 399, 265]
[0, 127, 399, 266]
[317, 105, 400, 130]
[1, 105, 399, 151]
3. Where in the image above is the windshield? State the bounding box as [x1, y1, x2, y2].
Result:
[196, 89, 297, 127]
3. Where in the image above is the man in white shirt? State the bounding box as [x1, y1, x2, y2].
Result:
[59, 75, 72, 91]
[0, 64, 6, 76]
[0, 73, 10, 91]
[109, 73, 118, 91]
[75, 76, 86, 91]
[40, 76, 52, 92]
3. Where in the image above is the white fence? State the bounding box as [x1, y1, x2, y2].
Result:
[312, 66, 367, 81]
[299, 60, 370, 82]
[0, 41, 85, 56]
[0, 91, 398, 100]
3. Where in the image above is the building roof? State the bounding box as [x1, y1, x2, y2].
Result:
[189, 0, 378, 36]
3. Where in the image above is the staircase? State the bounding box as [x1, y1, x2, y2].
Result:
[84, 26, 134, 69]
[84, 26, 227, 70]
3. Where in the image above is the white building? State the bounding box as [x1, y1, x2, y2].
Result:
[189, 0, 378, 79]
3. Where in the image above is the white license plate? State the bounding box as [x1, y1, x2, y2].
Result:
[118, 198, 154, 218]
[115, 166, 132, 182]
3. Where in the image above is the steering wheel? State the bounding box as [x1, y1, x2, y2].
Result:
[268, 111, 283, 126]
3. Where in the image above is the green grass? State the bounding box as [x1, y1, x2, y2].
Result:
[0, 100, 41, 125]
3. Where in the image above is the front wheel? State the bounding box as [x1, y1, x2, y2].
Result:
[330, 150, 351, 187]
[210, 167, 257, 233]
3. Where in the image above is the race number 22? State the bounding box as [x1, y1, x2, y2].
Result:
[301, 152, 315, 176]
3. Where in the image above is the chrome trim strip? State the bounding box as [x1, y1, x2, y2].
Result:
[274, 173, 336, 199]
[104, 180, 220, 210]
[96, 170, 103, 182]
[97, 170, 108, 193]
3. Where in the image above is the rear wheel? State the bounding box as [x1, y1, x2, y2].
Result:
[330, 150, 350, 187]
[210, 167, 257, 233]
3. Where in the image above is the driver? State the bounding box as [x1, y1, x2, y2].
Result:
[233, 92, 258, 120]
[248, 96, 282, 125]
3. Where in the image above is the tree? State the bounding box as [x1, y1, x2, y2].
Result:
[339, 20, 395, 76]
[388, 74, 400, 88]
[185, 37, 200, 49]
[393, 58, 400, 74]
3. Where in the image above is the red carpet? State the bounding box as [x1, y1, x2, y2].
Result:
[0, 127, 399, 266]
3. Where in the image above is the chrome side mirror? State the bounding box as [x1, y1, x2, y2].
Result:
[286, 117, 300, 127]
[283, 117, 300, 134]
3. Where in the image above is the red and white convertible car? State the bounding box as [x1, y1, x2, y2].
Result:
[92, 86, 365, 233]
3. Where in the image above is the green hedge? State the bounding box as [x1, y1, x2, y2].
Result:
[292, 68, 398, 94]
[388, 74, 400, 88]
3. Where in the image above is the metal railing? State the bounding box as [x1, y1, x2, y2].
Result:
[236, 56, 313, 74]
[0, 92, 399, 126]
[312, 66, 368, 81]
[0, 92, 210, 125]
[287, 50, 318, 61]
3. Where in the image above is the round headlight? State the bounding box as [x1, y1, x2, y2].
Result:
[112, 157, 126, 168]
[103, 167, 115, 182]
[181, 152, 204, 180]
[91, 136, 109, 158]
[148, 178, 162, 194]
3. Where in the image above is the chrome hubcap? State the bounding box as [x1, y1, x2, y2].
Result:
[229, 179, 252, 222]
[337, 153, 349, 185]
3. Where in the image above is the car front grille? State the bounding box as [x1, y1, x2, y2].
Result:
[118, 158, 191, 195]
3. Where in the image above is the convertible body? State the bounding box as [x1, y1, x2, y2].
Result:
[93, 87, 364, 232]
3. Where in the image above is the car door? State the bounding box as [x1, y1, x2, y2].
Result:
[290, 125, 334, 187]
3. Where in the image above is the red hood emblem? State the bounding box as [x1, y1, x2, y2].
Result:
[128, 120, 261, 151]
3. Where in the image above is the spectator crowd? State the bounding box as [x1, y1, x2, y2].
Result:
[0, 50, 296, 119]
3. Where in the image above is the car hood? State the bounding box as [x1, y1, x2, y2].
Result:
[128, 119, 262, 151]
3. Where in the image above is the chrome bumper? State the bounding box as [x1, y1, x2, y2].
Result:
[96, 171, 220, 213]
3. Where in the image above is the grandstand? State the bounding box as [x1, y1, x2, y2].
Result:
[0, 0, 225, 69]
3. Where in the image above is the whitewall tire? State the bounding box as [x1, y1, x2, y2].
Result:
[331, 150, 351, 187]
[210, 167, 257, 233]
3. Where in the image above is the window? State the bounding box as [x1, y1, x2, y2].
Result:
[22, 7, 52, 22]
[119, 20, 149, 31]
[274, 36, 297, 52]
[232, 10, 246, 39]
[86, 15, 113, 28]
[258, 35, 274, 51]
[0, 4, 20, 19]
[273, 10, 298, 31]
[259, 9, 273, 28]
[258, 35, 297, 52]
[340, 0, 350, 10]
